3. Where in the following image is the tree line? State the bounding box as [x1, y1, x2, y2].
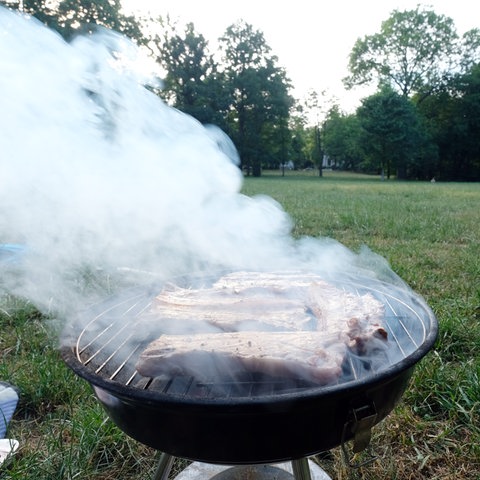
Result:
[2, 1, 479, 180]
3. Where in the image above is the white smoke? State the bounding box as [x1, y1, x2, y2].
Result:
[0, 7, 404, 317]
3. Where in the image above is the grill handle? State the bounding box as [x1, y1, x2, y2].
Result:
[341, 401, 378, 468]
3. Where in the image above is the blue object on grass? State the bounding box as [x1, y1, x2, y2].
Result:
[0, 244, 25, 265]
[0, 383, 18, 439]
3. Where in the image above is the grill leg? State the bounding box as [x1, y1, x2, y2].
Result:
[291, 458, 312, 480]
[152, 452, 175, 480]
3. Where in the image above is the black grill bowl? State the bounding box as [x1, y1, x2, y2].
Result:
[60, 276, 438, 464]
[61, 345, 418, 463]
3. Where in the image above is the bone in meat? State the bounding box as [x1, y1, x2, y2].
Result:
[307, 282, 387, 353]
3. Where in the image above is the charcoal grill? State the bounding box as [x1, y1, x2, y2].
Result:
[60, 273, 437, 477]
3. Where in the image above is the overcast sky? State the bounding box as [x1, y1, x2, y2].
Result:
[122, 0, 478, 112]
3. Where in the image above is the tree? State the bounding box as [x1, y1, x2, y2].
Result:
[1, 0, 57, 27]
[418, 64, 480, 181]
[448, 65, 480, 180]
[302, 90, 327, 176]
[357, 87, 430, 179]
[219, 21, 293, 176]
[152, 20, 227, 126]
[57, 0, 143, 41]
[344, 5, 459, 102]
[287, 106, 310, 171]
[2, 0, 144, 42]
[459, 28, 480, 72]
[321, 107, 363, 171]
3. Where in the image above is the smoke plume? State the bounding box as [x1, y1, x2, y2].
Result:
[0, 7, 404, 319]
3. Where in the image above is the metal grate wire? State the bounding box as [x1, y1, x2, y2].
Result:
[74, 282, 431, 399]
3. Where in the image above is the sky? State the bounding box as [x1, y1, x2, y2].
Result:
[121, 0, 478, 113]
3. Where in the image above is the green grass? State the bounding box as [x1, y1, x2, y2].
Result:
[1, 170, 479, 479]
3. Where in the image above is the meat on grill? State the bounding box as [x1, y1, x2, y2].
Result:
[136, 331, 348, 384]
[148, 272, 386, 336]
[135, 272, 388, 381]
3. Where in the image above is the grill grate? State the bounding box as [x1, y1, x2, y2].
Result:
[74, 280, 431, 399]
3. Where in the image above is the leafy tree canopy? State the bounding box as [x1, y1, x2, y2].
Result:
[344, 5, 459, 101]
[152, 20, 226, 125]
[219, 20, 294, 175]
[460, 28, 480, 71]
[418, 64, 480, 180]
[322, 107, 362, 171]
[357, 86, 430, 179]
[2, 0, 143, 41]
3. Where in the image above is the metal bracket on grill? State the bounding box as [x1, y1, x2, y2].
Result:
[341, 401, 378, 468]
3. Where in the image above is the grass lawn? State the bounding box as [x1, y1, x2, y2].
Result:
[1, 170, 479, 479]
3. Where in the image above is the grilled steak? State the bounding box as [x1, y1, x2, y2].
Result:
[136, 331, 348, 384]
[147, 272, 323, 332]
[148, 290, 317, 332]
[136, 272, 388, 381]
[147, 272, 385, 336]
